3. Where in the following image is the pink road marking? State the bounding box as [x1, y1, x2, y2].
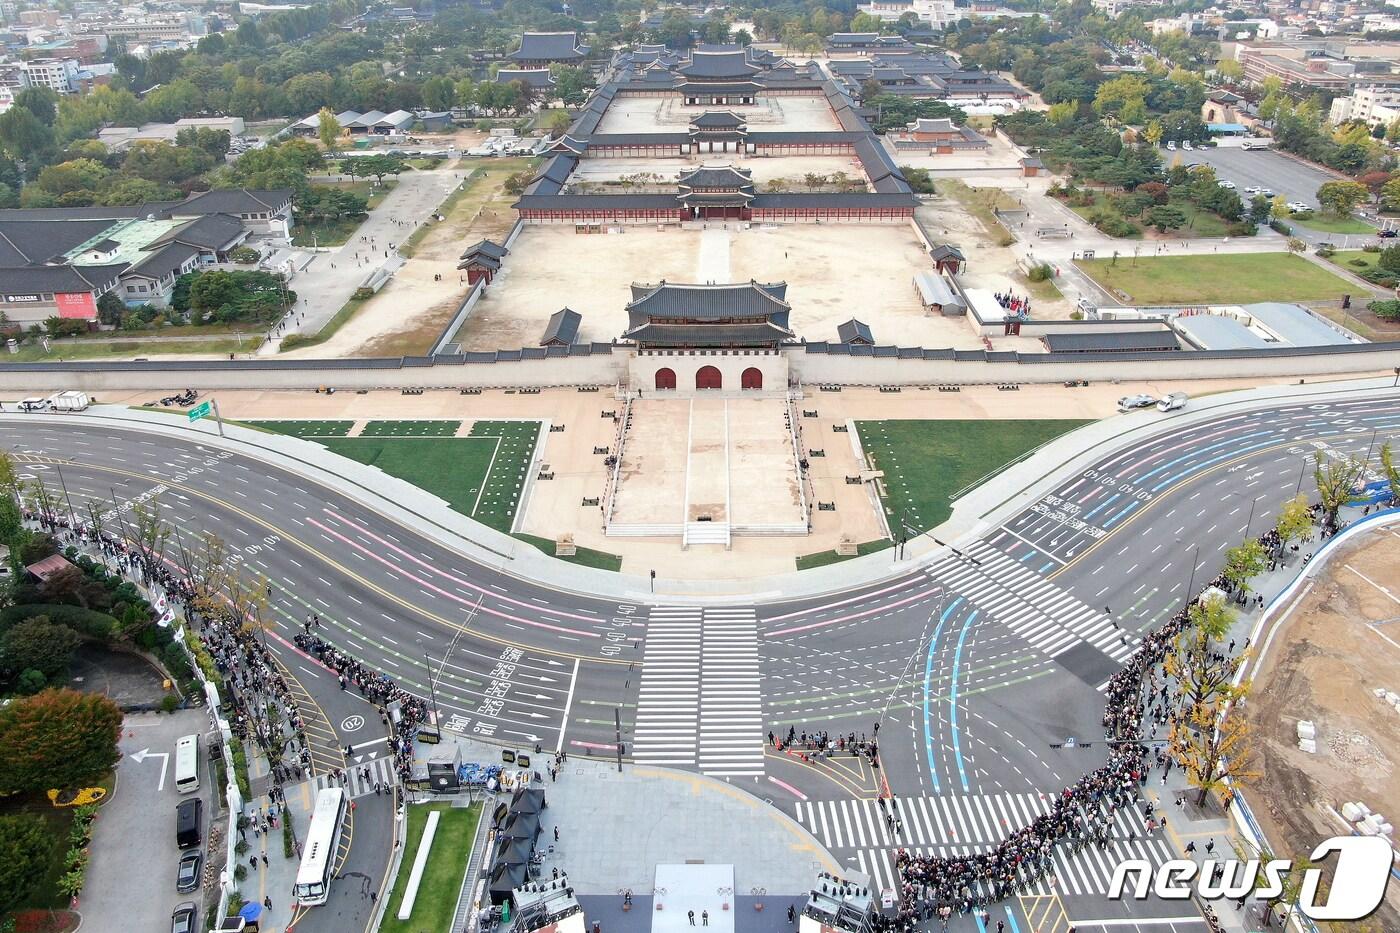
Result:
[570, 739, 618, 751]
[323, 508, 603, 624]
[764, 586, 944, 637]
[307, 517, 599, 638]
[768, 775, 807, 800]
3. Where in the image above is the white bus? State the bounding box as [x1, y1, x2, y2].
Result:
[174, 734, 201, 795]
[294, 788, 348, 906]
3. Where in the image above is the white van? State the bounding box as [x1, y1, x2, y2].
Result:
[1157, 392, 1189, 412]
[174, 734, 200, 794]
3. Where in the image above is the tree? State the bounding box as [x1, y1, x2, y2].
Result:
[0, 688, 122, 793]
[1222, 539, 1268, 595]
[128, 498, 170, 577]
[0, 106, 57, 164]
[1314, 453, 1364, 531]
[1315, 180, 1368, 218]
[803, 172, 827, 191]
[1382, 176, 1400, 212]
[1274, 494, 1313, 555]
[1165, 594, 1246, 711]
[541, 109, 572, 135]
[317, 107, 340, 152]
[1248, 194, 1272, 225]
[1171, 695, 1260, 807]
[1142, 120, 1163, 146]
[1287, 237, 1306, 255]
[0, 813, 51, 912]
[1145, 204, 1187, 233]
[1381, 442, 1400, 507]
[1, 616, 80, 684]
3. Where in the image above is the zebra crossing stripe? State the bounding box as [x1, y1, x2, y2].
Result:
[306, 754, 396, 800]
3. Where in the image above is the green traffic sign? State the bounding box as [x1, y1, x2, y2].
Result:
[188, 401, 212, 422]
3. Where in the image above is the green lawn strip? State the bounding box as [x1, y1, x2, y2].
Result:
[7, 337, 259, 361]
[252, 420, 355, 437]
[1325, 249, 1384, 277]
[318, 437, 501, 521]
[857, 419, 1092, 533]
[1076, 253, 1352, 305]
[1288, 212, 1374, 235]
[379, 802, 481, 933]
[514, 533, 623, 571]
[291, 214, 367, 248]
[795, 539, 892, 571]
[361, 420, 462, 437]
[279, 295, 365, 352]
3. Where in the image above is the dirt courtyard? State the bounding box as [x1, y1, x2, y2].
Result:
[594, 95, 842, 134]
[457, 223, 1007, 351]
[1238, 528, 1400, 929]
[567, 154, 869, 186]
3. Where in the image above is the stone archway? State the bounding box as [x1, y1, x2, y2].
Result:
[655, 367, 676, 391]
[741, 367, 763, 390]
[696, 365, 722, 390]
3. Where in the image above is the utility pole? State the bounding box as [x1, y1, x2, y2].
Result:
[211, 398, 226, 437]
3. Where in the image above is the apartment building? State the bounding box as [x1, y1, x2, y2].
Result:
[1329, 85, 1400, 126]
[19, 57, 80, 94]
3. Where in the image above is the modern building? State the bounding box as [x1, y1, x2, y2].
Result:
[506, 32, 589, 68]
[1329, 85, 1400, 128]
[18, 57, 80, 94]
[854, 0, 958, 28]
[1233, 39, 1400, 91]
[291, 109, 414, 137]
[0, 189, 289, 322]
[97, 116, 247, 152]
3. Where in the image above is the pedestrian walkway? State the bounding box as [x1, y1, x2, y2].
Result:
[633, 606, 764, 776]
[926, 541, 1139, 667]
[796, 793, 1177, 899]
[302, 752, 397, 800]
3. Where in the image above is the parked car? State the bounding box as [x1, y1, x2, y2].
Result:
[176, 850, 202, 893]
[1165, 141, 1176, 151]
[1286, 201, 1311, 213]
[1260, 188, 1275, 198]
[1379, 229, 1398, 238]
[171, 902, 198, 933]
[1182, 140, 1194, 150]
[1218, 180, 1236, 189]
[1244, 186, 1262, 195]
[1118, 393, 1157, 411]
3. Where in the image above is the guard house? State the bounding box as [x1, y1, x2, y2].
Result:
[677, 49, 764, 106]
[457, 239, 509, 285]
[677, 165, 756, 220]
[689, 111, 749, 154]
[623, 280, 794, 392]
[837, 318, 874, 345]
[540, 308, 581, 347]
[929, 243, 965, 275]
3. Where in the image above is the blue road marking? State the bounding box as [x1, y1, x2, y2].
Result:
[1102, 500, 1139, 528]
[1131, 429, 1274, 483]
[1082, 492, 1119, 520]
[1039, 562, 1055, 573]
[922, 597, 963, 794]
[949, 608, 979, 793]
[1018, 549, 1037, 564]
[1004, 905, 1023, 933]
[974, 911, 987, 933]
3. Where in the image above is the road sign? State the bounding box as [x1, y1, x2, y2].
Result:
[187, 401, 212, 422]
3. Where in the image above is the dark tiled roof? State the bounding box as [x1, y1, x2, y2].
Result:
[178, 188, 293, 216]
[461, 239, 508, 261]
[627, 281, 790, 322]
[125, 242, 199, 280]
[541, 308, 581, 346]
[677, 165, 753, 189]
[514, 194, 680, 211]
[509, 32, 587, 61]
[0, 218, 120, 266]
[691, 110, 746, 128]
[2, 263, 126, 294]
[676, 81, 763, 94]
[496, 68, 556, 88]
[753, 193, 918, 208]
[930, 244, 965, 260]
[837, 319, 874, 345]
[586, 133, 689, 147]
[623, 321, 793, 347]
[457, 252, 501, 271]
[1042, 331, 1180, 353]
[144, 213, 246, 251]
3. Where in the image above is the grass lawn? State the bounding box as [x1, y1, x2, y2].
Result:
[1067, 195, 1230, 239]
[1325, 249, 1382, 276]
[858, 420, 1091, 532]
[1077, 253, 1353, 305]
[795, 539, 892, 571]
[279, 295, 365, 352]
[1287, 212, 1374, 235]
[400, 157, 535, 259]
[7, 337, 259, 361]
[379, 802, 482, 933]
[515, 533, 623, 571]
[255, 420, 354, 437]
[254, 419, 539, 532]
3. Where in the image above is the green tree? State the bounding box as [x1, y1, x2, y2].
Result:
[1145, 203, 1187, 233]
[0, 812, 51, 912]
[0, 688, 122, 793]
[1172, 694, 1259, 807]
[1315, 180, 1368, 217]
[1274, 494, 1313, 554]
[1, 616, 81, 683]
[1164, 593, 1246, 711]
[1382, 176, 1400, 212]
[317, 106, 340, 152]
[1381, 442, 1400, 507]
[1314, 453, 1364, 531]
[0, 106, 57, 164]
[1222, 539, 1268, 594]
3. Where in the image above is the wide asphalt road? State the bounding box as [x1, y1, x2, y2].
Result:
[6, 388, 1400, 929]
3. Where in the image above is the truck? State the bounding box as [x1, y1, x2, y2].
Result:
[1157, 391, 1189, 412]
[48, 390, 90, 412]
[1242, 138, 1272, 151]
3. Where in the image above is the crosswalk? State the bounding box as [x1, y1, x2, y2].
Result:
[927, 541, 1139, 664]
[796, 792, 1177, 899]
[306, 754, 397, 800]
[632, 606, 764, 777]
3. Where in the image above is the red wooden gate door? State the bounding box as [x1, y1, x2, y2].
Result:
[741, 367, 763, 390]
[695, 365, 722, 390]
[655, 367, 676, 390]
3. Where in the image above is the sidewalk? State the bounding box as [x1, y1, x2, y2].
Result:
[232, 747, 310, 933]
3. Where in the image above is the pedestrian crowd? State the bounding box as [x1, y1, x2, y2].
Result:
[993, 292, 1031, 317]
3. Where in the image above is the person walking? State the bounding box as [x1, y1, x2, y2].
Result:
[688, 911, 696, 926]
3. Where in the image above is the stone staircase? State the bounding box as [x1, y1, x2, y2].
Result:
[683, 521, 731, 549]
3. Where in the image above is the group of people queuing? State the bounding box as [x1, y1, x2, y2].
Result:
[769, 725, 880, 765]
[992, 292, 1031, 317]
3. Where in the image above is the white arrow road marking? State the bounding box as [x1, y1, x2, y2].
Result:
[129, 748, 170, 791]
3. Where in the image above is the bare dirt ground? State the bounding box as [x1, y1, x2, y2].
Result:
[595, 95, 841, 134]
[460, 223, 1020, 351]
[1238, 528, 1400, 929]
[567, 154, 868, 187]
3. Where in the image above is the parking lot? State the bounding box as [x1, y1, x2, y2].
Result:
[82, 709, 216, 933]
[1169, 144, 1364, 220]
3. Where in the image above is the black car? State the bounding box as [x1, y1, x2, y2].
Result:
[1380, 229, 1398, 238]
[171, 901, 198, 933]
[176, 851, 202, 894]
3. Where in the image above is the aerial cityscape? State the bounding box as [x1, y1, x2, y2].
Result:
[0, 0, 1399, 931]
